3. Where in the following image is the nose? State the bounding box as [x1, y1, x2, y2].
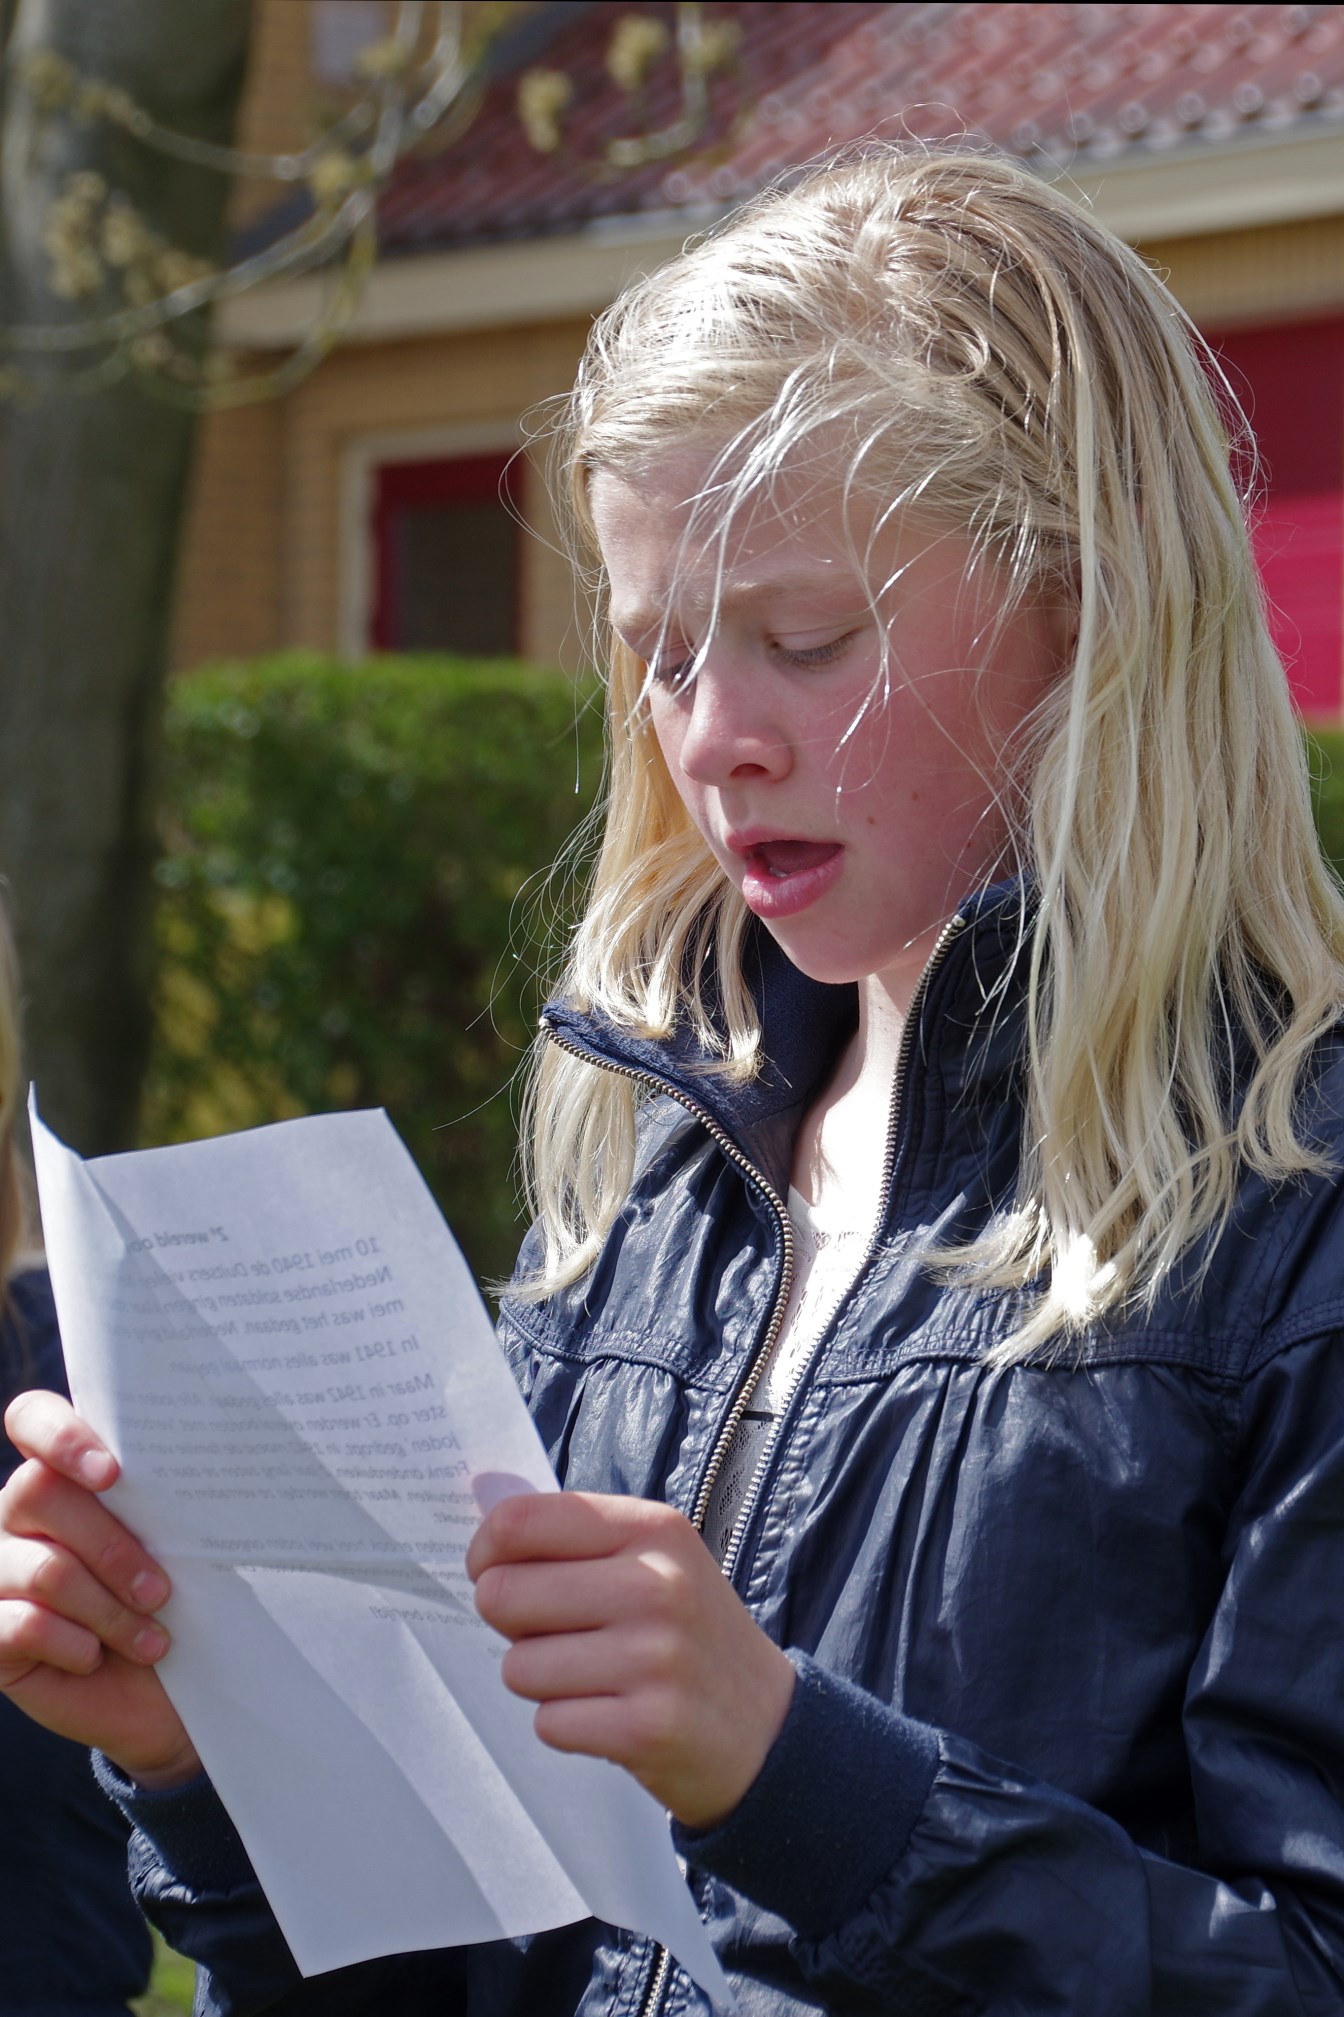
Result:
[668, 654, 791, 789]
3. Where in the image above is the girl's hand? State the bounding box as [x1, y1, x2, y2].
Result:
[0, 1390, 201, 1787]
[467, 1490, 796, 1829]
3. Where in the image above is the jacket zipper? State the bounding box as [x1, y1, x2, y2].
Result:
[715, 912, 965, 1585]
[544, 911, 966, 2017]
[539, 1029, 793, 2017]
[537, 1030, 799, 1536]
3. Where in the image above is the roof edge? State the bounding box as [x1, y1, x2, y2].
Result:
[1061, 120, 1344, 241]
[218, 218, 710, 349]
[218, 123, 1344, 352]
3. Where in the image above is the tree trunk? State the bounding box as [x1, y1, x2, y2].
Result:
[0, 0, 251, 1154]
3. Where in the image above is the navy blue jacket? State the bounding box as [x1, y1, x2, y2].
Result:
[0, 1267, 154, 2016]
[110, 890, 1344, 2014]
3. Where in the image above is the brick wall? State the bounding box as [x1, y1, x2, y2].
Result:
[171, 209, 1344, 677]
[171, 395, 285, 672]
[228, 0, 325, 235]
[1142, 213, 1344, 332]
[171, 314, 587, 672]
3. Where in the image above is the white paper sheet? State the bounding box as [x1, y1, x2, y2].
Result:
[30, 1099, 730, 2003]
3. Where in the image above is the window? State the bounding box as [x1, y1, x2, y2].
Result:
[1212, 317, 1344, 719]
[371, 453, 521, 656]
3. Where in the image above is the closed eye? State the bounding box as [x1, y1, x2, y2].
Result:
[645, 629, 859, 693]
[646, 652, 697, 694]
[773, 631, 858, 669]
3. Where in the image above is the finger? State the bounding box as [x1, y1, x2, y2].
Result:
[474, 1549, 689, 1642]
[4, 1392, 117, 1491]
[500, 1620, 681, 1705]
[0, 1640, 199, 1786]
[526, 1660, 794, 1830]
[0, 1594, 162, 1684]
[532, 1695, 609, 1761]
[466, 1490, 683, 1579]
[0, 1602, 105, 1683]
[466, 1490, 618, 1579]
[530, 1691, 679, 1777]
[0, 1536, 170, 1668]
[2, 1466, 170, 1615]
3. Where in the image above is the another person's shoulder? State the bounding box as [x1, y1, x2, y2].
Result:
[4, 1262, 58, 1354]
[0, 1264, 66, 1480]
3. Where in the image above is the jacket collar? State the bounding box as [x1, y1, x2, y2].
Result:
[541, 880, 1033, 1197]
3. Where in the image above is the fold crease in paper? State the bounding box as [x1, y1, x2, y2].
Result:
[30, 1098, 729, 2003]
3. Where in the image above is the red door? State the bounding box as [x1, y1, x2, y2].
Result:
[1210, 317, 1344, 720]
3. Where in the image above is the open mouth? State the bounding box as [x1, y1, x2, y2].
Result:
[737, 838, 844, 919]
[748, 839, 842, 880]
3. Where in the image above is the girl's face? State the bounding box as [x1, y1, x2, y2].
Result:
[590, 455, 1067, 1007]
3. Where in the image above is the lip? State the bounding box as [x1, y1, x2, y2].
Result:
[727, 831, 845, 921]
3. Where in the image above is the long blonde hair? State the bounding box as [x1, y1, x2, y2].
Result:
[520, 144, 1344, 1359]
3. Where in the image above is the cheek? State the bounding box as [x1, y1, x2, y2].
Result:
[871, 665, 1023, 786]
[646, 701, 706, 827]
[818, 687, 954, 801]
[830, 682, 1011, 846]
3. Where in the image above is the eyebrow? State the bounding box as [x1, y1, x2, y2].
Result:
[610, 571, 865, 649]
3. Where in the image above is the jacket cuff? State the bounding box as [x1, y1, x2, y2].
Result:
[93, 1752, 257, 1896]
[673, 1650, 939, 1940]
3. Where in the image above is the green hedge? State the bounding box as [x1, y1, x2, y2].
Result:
[145, 674, 1344, 1291]
[144, 654, 603, 1290]
[1309, 728, 1344, 878]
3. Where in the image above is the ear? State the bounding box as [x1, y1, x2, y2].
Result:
[1043, 566, 1081, 677]
[1052, 603, 1080, 677]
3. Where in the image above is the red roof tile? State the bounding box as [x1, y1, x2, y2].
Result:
[371, 3, 1344, 256]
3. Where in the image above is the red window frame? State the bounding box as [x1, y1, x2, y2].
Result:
[370, 451, 522, 653]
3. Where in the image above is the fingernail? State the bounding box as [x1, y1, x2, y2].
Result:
[472, 1472, 538, 1515]
[76, 1448, 115, 1489]
[130, 1570, 169, 1610]
[132, 1623, 168, 1661]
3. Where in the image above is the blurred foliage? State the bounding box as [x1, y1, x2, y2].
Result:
[1308, 727, 1344, 878]
[131, 1929, 194, 2015]
[143, 653, 604, 1290]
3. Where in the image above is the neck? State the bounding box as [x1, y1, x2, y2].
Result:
[790, 978, 903, 1210]
[789, 927, 946, 1211]
[855, 972, 906, 1076]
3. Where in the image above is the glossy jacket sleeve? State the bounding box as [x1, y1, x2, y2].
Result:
[678, 1330, 1344, 2015]
[97, 1757, 601, 2017]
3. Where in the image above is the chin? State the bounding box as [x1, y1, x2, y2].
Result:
[762, 913, 938, 998]
[762, 928, 875, 990]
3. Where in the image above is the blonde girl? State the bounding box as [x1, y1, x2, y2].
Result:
[3, 147, 1344, 2017]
